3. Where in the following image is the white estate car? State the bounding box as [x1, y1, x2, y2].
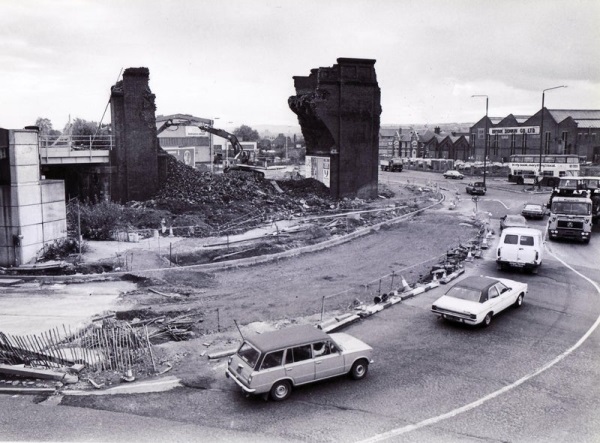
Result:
[226, 324, 374, 401]
[431, 276, 528, 327]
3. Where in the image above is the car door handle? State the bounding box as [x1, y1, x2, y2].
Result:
[285, 367, 293, 371]
[315, 361, 322, 365]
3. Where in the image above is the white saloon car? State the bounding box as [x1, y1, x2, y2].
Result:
[431, 276, 527, 327]
[226, 325, 374, 401]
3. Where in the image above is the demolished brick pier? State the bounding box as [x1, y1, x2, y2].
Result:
[289, 58, 381, 200]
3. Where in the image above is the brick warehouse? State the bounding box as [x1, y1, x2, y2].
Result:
[470, 109, 600, 163]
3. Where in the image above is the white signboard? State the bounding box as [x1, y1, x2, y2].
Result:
[185, 126, 208, 137]
[489, 126, 539, 135]
[305, 155, 330, 188]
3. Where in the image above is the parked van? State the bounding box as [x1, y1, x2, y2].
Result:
[496, 227, 544, 273]
[226, 324, 373, 401]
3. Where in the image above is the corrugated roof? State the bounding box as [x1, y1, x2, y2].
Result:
[548, 109, 600, 122]
[490, 117, 504, 124]
[514, 115, 531, 123]
[575, 120, 600, 129]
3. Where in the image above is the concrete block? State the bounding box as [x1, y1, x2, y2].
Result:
[0, 204, 11, 227]
[10, 183, 42, 206]
[15, 203, 43, 226]
[9, 130, 38, 147]
[43, 219, 67, 241]
[19, 223, 44, 247]
[0, 246, 15, 266]
[41, 180, 65, 203]
[42, 201, 66, 223]
[9, 144, 39, 167]
[10, 164, 40, 184]
[19, 242, 43, 264]
[0, 228, 15, 247]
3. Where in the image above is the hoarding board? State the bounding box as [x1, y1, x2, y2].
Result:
[305, 155, 330, 188]
[164, 147, 195, 166]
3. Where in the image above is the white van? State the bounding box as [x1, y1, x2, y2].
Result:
[496, 227, 544, 273]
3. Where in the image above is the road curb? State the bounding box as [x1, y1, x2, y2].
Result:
[62, 375, 182, 396]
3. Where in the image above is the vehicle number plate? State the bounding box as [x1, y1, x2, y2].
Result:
[444, 314, 463, 322]
[510, 262, 525, 267]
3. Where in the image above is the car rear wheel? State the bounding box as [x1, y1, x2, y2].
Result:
[482, 312, 493, 327]
[350, 359, 369, 380]
[514, 293, 524, 308]
[270, 380, 292, 401]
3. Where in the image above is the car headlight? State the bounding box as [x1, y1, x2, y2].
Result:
[248, 375, 253, 383]
[228, 356, 233, 365]
[469, 313, 477, 319]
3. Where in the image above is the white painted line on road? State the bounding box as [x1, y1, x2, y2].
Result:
[484, 198, 510, 209]
[360, 252, 600, 442]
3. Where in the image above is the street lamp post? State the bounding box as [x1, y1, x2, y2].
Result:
[209, 118, 218, 173]
[538, 86, 567, 183]
[472, 95, 488, 187]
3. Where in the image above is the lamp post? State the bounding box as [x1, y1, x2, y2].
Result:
[209, 117, 219, 173]
[538, 86, 567, 183]
[472, 95, 488, 187]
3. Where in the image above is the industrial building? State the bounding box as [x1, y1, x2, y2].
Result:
[470, 109, 600, 163]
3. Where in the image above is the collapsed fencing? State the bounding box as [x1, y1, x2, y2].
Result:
[0, 321, 155, 375]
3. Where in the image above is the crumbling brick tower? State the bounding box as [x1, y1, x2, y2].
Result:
[289, 58, 381, 199]
[110, 67, 159, 203]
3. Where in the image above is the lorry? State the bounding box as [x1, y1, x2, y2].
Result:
[379, 157, 403, 172]
[546, 177, 594, 243]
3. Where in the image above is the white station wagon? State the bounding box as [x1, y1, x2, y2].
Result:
[226, 324, 374, 401]
[431, 276, 528, 327]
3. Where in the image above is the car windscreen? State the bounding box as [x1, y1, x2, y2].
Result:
[237, 342, 261, 369]
[445, 286, 482, 303]
[552, 201, 591, 215]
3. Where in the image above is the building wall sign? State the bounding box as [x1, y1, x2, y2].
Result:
[185, 126, 208, 137]
[490, 126, 539, 135]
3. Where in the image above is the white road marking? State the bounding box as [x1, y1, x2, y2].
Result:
[360, 251, 600, 442]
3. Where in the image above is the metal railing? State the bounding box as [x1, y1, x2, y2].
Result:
[39, 134, 113, 151]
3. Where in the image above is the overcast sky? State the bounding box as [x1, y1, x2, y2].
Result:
[1, 0, 599, 131]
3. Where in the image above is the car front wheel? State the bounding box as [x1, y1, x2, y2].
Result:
[270, 380, 292, 401]
[514, 293, 524, 307]
[350, 359, 369, 380]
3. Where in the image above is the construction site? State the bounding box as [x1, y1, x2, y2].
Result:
[0, 60, 488, 395]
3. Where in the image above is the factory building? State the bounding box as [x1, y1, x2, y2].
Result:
[470, 109, 600, 163]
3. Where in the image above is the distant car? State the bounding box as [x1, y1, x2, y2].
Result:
[466, 181, 486, 195]
[431, 275, 527, 327]
[521, 203, 545, 220]
[500, 214, 528, 231]
[443, 170, 464, 180]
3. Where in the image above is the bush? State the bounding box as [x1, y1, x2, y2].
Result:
[40, 238, 86, 261]
[70, 200, 124, 240]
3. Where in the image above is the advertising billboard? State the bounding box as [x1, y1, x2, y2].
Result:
[164, 147, 195, 166]
[305, 155, 330, 188]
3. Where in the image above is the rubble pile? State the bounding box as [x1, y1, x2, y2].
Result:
[151, 156, 336, 227]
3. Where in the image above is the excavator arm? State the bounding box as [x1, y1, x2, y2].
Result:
[198, 124, 249, 163]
